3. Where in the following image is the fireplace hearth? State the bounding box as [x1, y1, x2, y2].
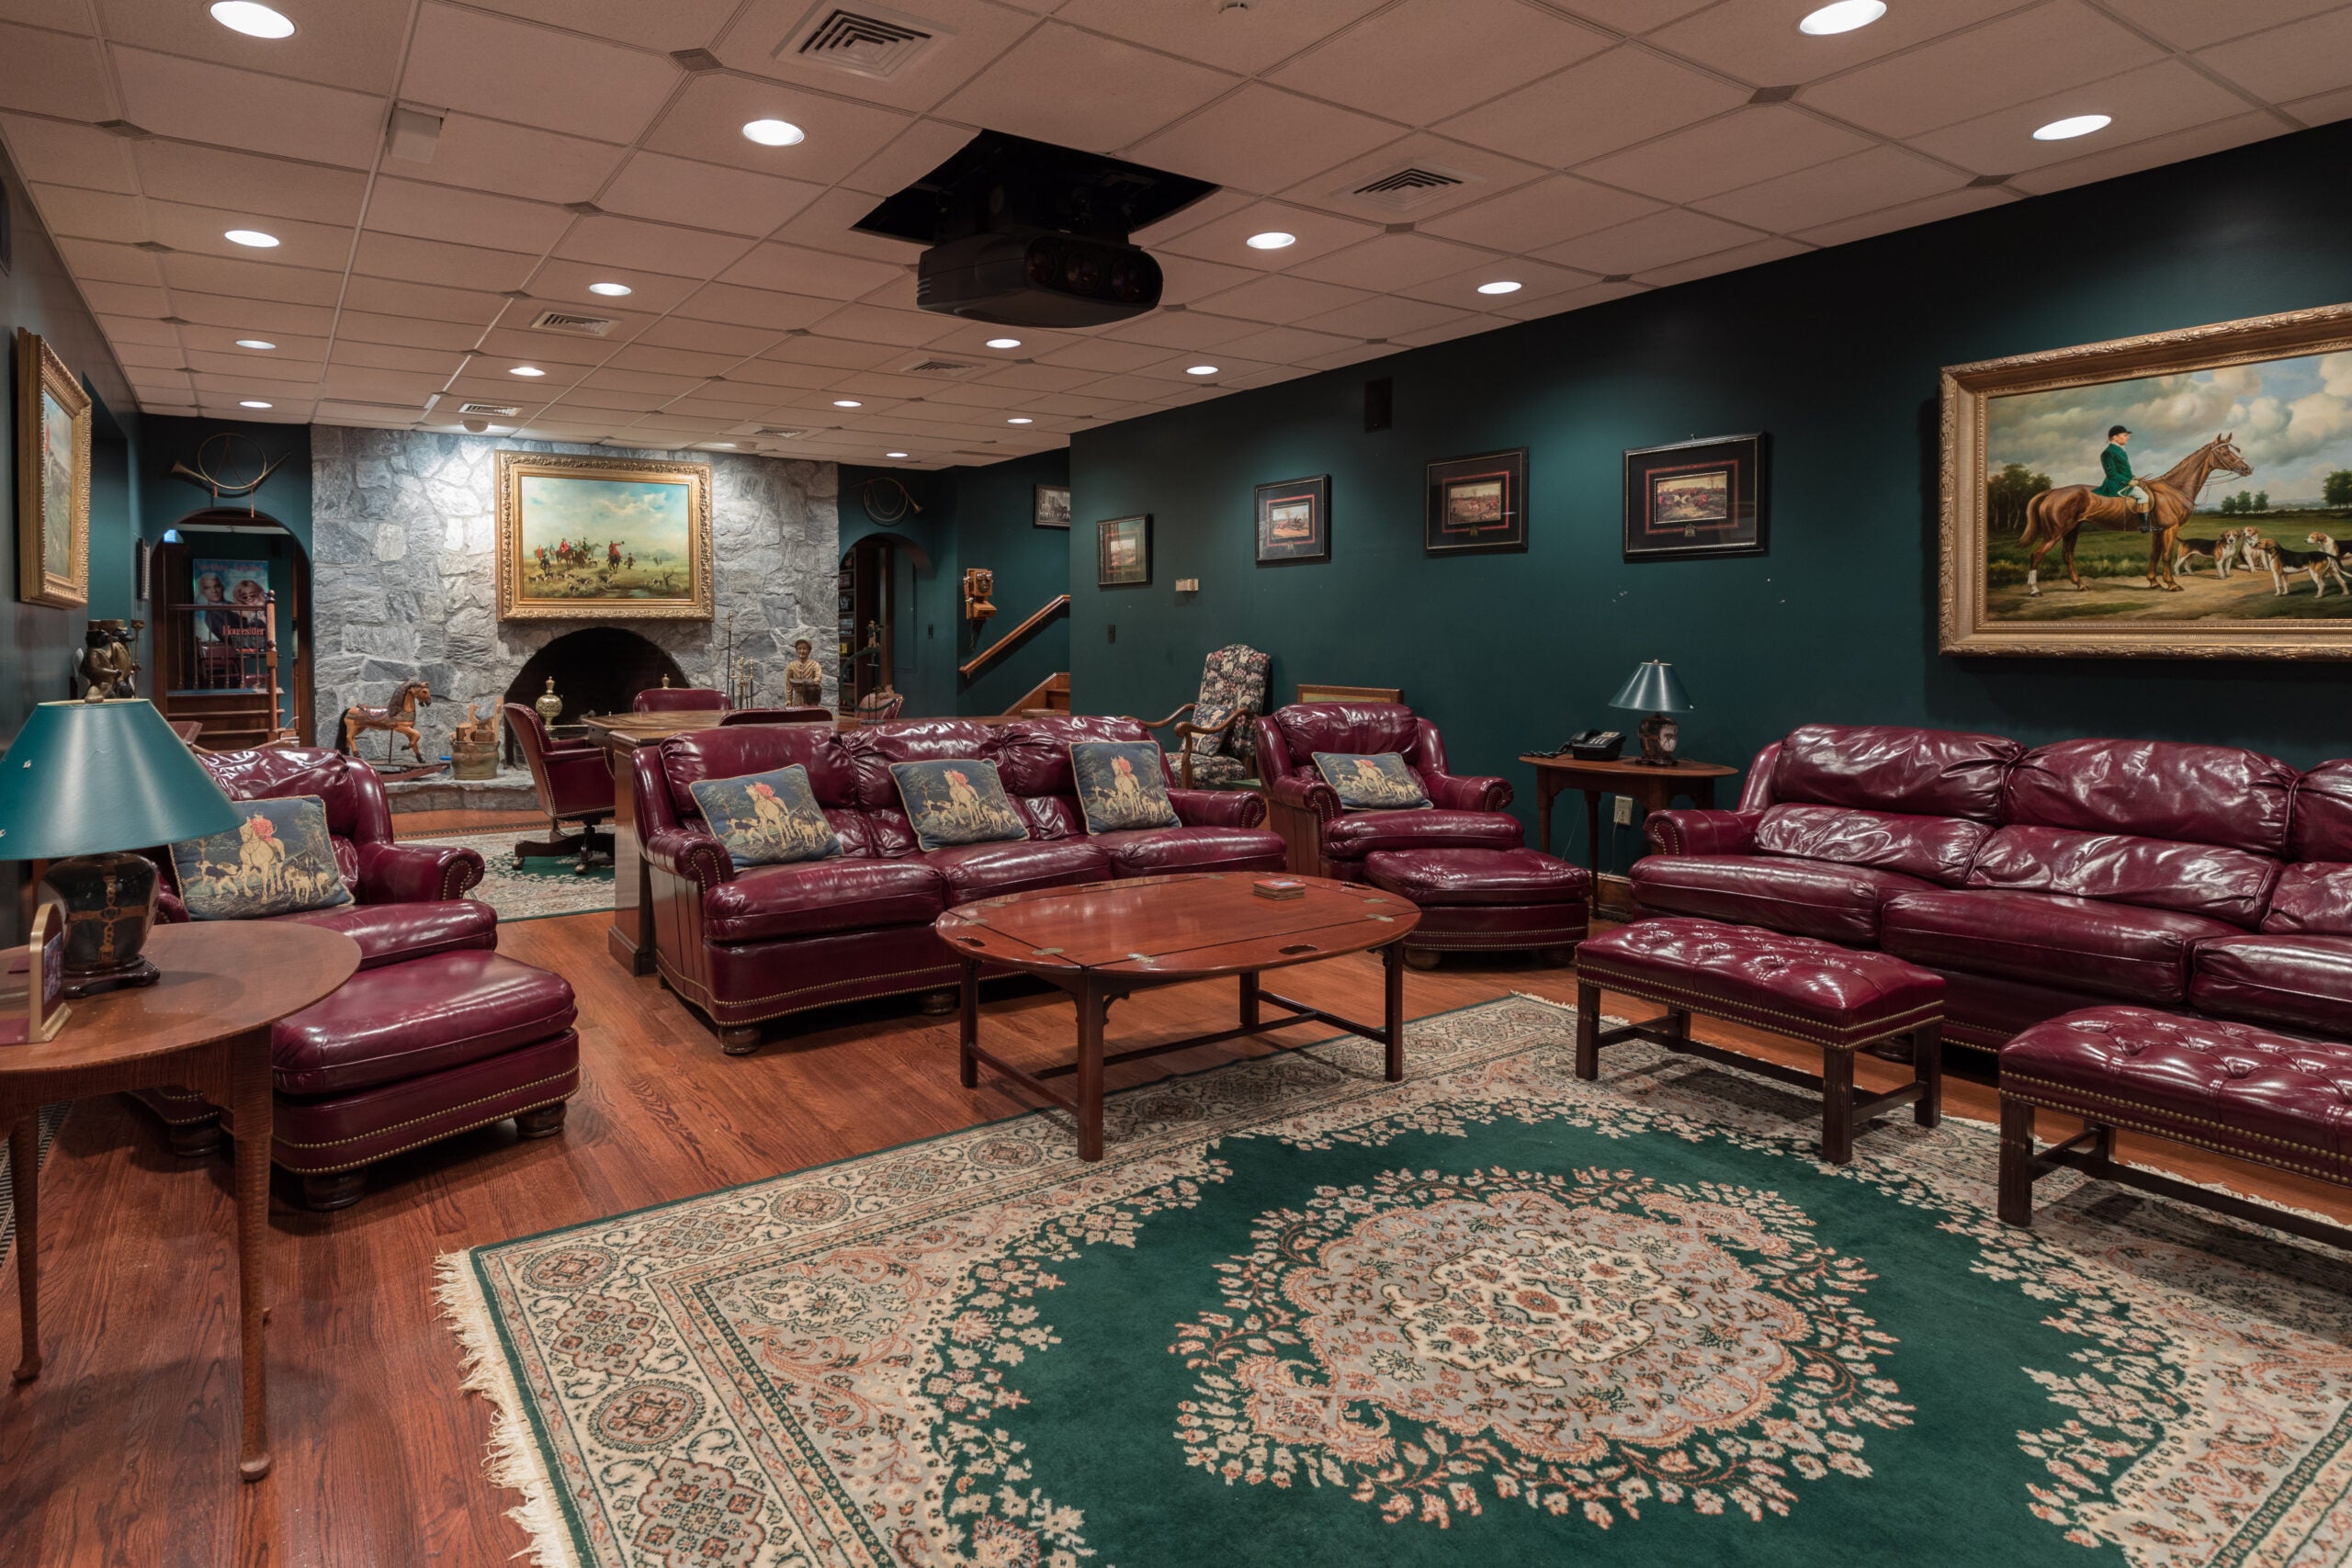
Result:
[503, 627, 687, 761]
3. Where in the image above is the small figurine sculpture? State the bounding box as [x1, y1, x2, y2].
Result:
[784, 638, 825, 707]
[962, 567, 996, 623]
[450, 703, 500, 780]
[78, 618, 145, 699]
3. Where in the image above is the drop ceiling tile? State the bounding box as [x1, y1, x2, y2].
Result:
[185, 348, 321, 380]
[1803, 1, 2165, 140]
[642, 70, 916, 184]
[0, 24, 114, 121]
[2284, 84, 2352, 126]
[1649, 0, 2025, 88]
[932, 22, 1238, 152]
[132, 142, 370, 228]
[0, 115, 137, 195]
[457, 0, 741, 52]
[318, 401, 434, 424]
[831, 370, 957, 398]
[96, 0, 412, 92]
[97, 315, 186, 348]
[527, 259, 704, 313]
[1013, 389, 1140, 418]
[679, 283, 838, 331]
[706, 356, 837, 390]
[807, 302, 959, 347]
[160, 254, 345, 306]
[474, 327, 619, 367]
[1286, 133, 1548, 227]
[1576, 105, 1873, 204]
[713, 0, 1037, 114]
[769, 186, 929, 263]
[920, 321, 1082, 358]
[554, 214, 751, 278]
[182, 324, 327, 358]
[609, 343, 741, 379]
[1158, 200, 1385, 270]
[1127, 84, 1401, 196]
[328, 340, 469, 377]
[2006, 111, 2284, 197]
[718, 241, 908, 300]
[33, 186, 150, 245]
[172, 290, 335, 335]
[1129, 186, 1251, 246]
[1151, 251, 1257, 308]
[2106, 0, 2342, 51]
[111, 47, 383, 169]
[386, 115, 630, 204]
[1268, 0, 1611, 128]
[589, 150, 824, 239]
[364, 177, 571, 254]
[1785, 185, 2011, 248]
[981, 361, 1106, 392]
[1296, 339, 1400, 371]
[639, 316, 790, 357]
[112, 339, 186, 369]
[1288, 232, 1505, 293]
[1295, 294, 1474, 339]
[342, 276, 512, 326]
[1035, 336, 1170, 374]
[1634, 234, 1809, 288]
[1476, 279, 1644, 321]
[1396, 256, 1598, 310]
[56, 237, 164, 286]
[1417, 173, 1665, 253]
[1096, 310, 1261, 351]
[1438, 45, 1750, 167]
[1693, 143, 1968, 231]
[1908, 59, 2258, 175]
[1213, 323, 1362, 364]
[763, 333, 903, 369]
[2198, 6, 2352, 103]
[1535, 207, 1765, 276]
[403, 3, 681, 142]
[320, 368, 456, 404]
[141, 200, 353, 270]
[352, 231, 539, 292]
[551, 384, 671, 412]
[1193, 273, 1375, 325]
[1054, 0, 1385, 75]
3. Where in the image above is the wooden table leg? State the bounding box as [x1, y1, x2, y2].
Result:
[1382, 941, 1405, 1081]
[1581, 787, 1602, 894]
[1996, 1098, 2035, 1226]
[1913, 1023, 1942, 1128]
[1535, 773, 1555, 856]
[1574, 982, 1600, 1079]
[227, 1029, 274, 1482]
[1238, 970, 1260, 1032]
[1075, 985, 1106, 1162]
[9, 1116, 39, 1384]
[957, 958, 979, 1089]
[1821, 1048, 1855, 1166]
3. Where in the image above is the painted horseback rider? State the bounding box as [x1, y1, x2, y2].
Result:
[2094, 424, 2154, 532]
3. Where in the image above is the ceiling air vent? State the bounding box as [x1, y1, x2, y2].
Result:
[783, 6, 947, 81]
[528, 310, 617, 337]
[669, 48, 724, 73]
[1342, 163, 1474, 214]
[458, 402, 521, 417]
[901, 357, 984, 378]
[753, 426, 810, 439]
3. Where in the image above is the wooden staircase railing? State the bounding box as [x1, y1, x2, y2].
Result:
[958, 593, 1070, 681]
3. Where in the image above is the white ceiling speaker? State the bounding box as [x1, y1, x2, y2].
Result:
[386, 106, 443, 164]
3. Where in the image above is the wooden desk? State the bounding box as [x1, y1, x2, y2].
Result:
[3, 920, 358, 1481]
[1520, 753, 1740, 897]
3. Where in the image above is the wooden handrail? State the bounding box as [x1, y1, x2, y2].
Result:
[959, 593, 1070, 680]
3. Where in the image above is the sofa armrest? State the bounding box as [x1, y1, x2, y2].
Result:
[1645, 808, 1762, 857]
[1169, 788, 1266, 829]
[356, 839, 485, 903]
[158, 886, 188, 924]
[1266, 773, 1339, 822]
[644, 828, 735, 893]
[1423, 771, 1512, 812]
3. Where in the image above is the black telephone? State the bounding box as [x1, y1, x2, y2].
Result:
[1563, 728, 1624, 761]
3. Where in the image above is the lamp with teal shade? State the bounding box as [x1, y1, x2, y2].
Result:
[0, 698, 241, 998]
[1608, 660, 1693, 768]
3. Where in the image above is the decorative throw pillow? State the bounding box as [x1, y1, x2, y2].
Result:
[890, 758, 1029, 852]
[169, 795, 353, 920]
[1070, 740, 1180, 834]
[688, 764, 842, 867]
[1187, 701, 1234, 758]
[1313, 751, 1431, 811]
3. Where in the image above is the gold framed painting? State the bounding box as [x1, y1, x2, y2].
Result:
[1941, 301, 2352, 659]
[494, 450, 714, 622]
[15, 329, 91, 609]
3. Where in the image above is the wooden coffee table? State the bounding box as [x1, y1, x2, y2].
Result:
[935, 873, 1421, 1160]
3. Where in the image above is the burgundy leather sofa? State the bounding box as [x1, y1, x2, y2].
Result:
[1632, 723, 2352, 1052]
[137, 748, 582, 1209]
[1255, 702, 1521, 879]
[633, 715, 1286, 1052]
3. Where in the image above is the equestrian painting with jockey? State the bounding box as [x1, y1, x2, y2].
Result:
[512, 472, 695, 604]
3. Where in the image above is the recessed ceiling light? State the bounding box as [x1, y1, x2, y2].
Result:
[742, 118, 806, 147]
[509, 366, 545, 377]
[234, 338, 276, 350]
[1185, 365, 1218, 376]
[1245, 231, 1296, 251]
[239, 400, 273, 409]
[1476, 280, 1524, 296]
[2033, 113, 2112, 141]
[1007, 417, 1034, 424]
[209, 2, 295, 39]
[588, 281, 632, 297]
[886, 451, 910, 458]
[832, 399, 863, 408]
[985, 337, 1022, 349]
[223, 229, 279, 248]
[1797, 0, 1884, 35]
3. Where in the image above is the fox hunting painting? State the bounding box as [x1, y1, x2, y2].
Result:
[493, 450, 714, 622]
[1942, 303, 2352, 658]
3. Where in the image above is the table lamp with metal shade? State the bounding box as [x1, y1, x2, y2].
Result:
[1609, 660, 1693, 767]
[0, 698, 242, 998]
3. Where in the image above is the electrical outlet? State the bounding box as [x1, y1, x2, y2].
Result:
[1612, 795, 1634, 827]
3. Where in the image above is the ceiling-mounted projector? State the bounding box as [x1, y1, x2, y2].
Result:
[854, 130, 1216, 329]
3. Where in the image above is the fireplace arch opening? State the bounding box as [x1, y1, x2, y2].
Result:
[503, 626, 688, 760]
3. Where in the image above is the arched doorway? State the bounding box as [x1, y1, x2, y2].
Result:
[840, 531, 933, 708]
[153, 509, 313, 749]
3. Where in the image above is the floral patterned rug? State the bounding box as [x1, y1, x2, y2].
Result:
[402, 830, 614, 922]
[438, 996, 2352, 1567]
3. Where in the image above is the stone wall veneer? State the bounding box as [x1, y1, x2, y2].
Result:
[310, 429, 838, 752]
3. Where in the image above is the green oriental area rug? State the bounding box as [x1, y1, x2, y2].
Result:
[404, 829, 615, 923]
[439, 997, 2352, 1568]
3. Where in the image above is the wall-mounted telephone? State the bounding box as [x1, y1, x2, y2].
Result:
[1564, 728, 1624, 761]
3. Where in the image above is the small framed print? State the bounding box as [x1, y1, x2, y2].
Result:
[0, 901, 70, 1045]
[1096, 513, 1150, 587]
[1255, 474, 1329, 564]
[1033, 483, 1070, 529]
[1623, 433, 1768, 561]
[1424, 448, 1527, 556]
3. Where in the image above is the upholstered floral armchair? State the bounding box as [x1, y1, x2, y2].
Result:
[1136, 644, 1270, 789]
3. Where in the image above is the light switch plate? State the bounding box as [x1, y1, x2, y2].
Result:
[1175, 578, 1200, 592]
[1612, 795, 1634, 827]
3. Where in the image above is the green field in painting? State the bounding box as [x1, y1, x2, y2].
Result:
[1985, 510, 2352, 620]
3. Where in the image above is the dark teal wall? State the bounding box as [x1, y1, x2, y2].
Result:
[1069, 119, 2352, 876]
[839, 465, 958, 717]
[140, 414, 314, 555]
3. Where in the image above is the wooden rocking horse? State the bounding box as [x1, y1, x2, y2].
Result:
[338, 680, 434, 764]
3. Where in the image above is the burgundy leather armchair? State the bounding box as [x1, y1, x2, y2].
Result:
[1253, 701, 1519, 879]
[633, 685, 729, 713]
[505, 701, 615, 871]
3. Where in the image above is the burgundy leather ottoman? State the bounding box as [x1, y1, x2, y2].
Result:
[220, 950, 582, 1211]
[1361, 847, 1590, 964]
[1575, 917, 1944, 1163]
[1998, 1006, 2352, 1249]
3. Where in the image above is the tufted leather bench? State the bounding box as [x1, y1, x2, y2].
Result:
[1997, 1006, 2352, 1249]
[1575, 916, 1944, 1163]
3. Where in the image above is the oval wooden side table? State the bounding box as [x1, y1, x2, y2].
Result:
[2, 919, 359, 1481]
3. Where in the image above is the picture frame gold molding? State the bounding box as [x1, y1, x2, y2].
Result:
[493, 449, 715, 623]
[1939, 301, 2352, 660]
[15, 328, 91, 610]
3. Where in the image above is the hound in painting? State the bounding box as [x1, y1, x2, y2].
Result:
[2255, 533, 2350, 596]
[2173, 527, 2246, 577]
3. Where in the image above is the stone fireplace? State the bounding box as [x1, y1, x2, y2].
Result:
[502, 627, 686, 760]
[309, 428, 839, 758]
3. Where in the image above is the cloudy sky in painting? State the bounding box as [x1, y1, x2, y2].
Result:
[1987, 350, 2352, 505]
[519, 475, 692, 556]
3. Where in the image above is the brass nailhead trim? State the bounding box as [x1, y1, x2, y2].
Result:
[1577, 961, 1942, 1051]
[283, 1092, 577, 1175]
[271, 1067, 580, 1150]
[2004, 1070, 2352, 1180]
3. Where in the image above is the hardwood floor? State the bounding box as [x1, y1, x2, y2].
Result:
[5, 891, 2347, 1566]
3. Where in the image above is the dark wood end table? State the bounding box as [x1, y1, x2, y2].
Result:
[2, 920, 359, 1481]
[1521, 753, 1739, 904]
[935, 873, 1421, 1160]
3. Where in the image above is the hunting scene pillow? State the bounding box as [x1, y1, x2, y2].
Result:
[890, 759, 1029, 852]
[1070, 740, 1179, 834]
[169, 795, 353, 919]
[688, 765, 842, 867]
[1313, 751, 1432, 811]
